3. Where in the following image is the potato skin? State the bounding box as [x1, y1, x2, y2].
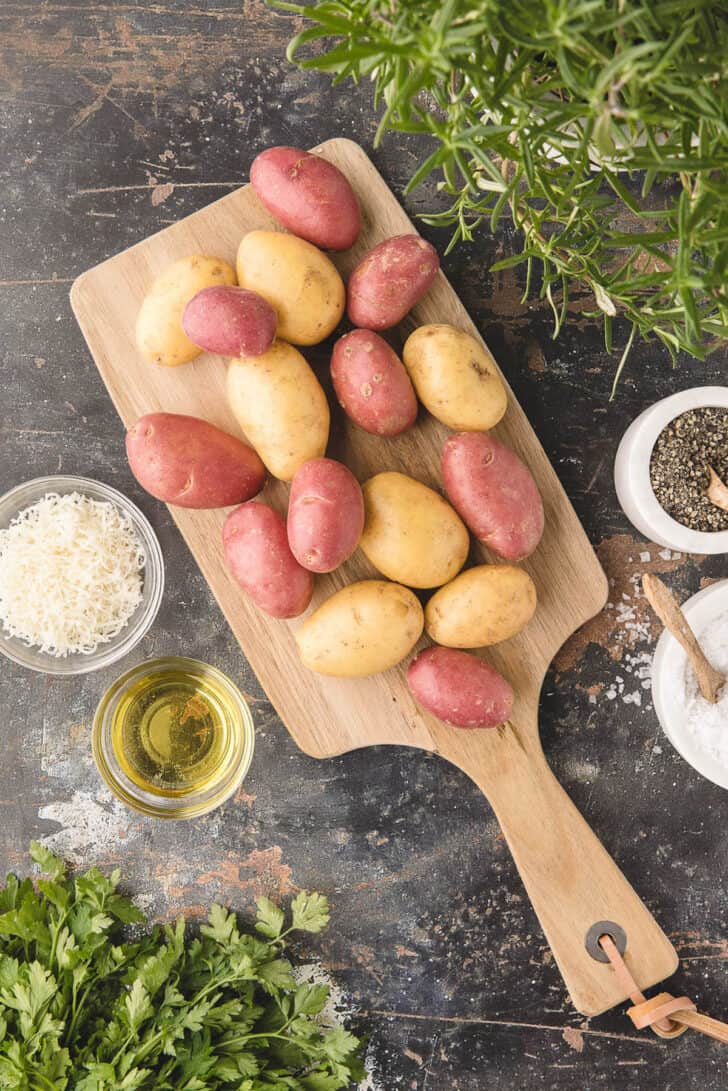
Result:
[407, 647, 514, 729]
[360, 472, 469, 589]
[425, 564, 537, 648]
[182, 286, 276, 357]
[331, 330, 418, 437]
[136, 256, 236, 367]
[403, 324, 507, 431]
[126, 412, 265, 509]
[347, 235, 439, 330]
[223, 501, 313, 619]
[227, 340, 330, 481]
[296, 580, 424, 677]
[287, 458, 364, 573]
[442, 432, 544, 561]
[250, 146, 361, 251]
[237, 230, 345, 345]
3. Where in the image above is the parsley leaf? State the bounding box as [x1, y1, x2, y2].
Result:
[294, 983, 329, 1017]
[255, 897, 285, 941]
[321, 1027, 360, 1064]
[29, 840, 66, 881]
[290, 893, 330, 935]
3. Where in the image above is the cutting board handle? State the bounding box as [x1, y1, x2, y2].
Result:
[445, 712, 678, 1017]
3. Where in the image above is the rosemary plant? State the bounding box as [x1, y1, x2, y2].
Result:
[276, 0, 728, 386]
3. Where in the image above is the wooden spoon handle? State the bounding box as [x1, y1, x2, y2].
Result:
[642, 574, 724, 703]
[446, 717, 677, 1016]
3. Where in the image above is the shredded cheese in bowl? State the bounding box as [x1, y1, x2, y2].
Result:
[0, 492, 145, 657]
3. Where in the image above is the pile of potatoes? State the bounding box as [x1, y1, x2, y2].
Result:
[127, 146, 545, 731]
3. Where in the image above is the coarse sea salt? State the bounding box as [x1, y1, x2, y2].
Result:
[680, 609, 728, 766]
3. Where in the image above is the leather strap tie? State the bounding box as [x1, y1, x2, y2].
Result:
[598, 933, 728, 1045]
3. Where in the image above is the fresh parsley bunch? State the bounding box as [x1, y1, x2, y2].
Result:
[277, 0, 728, 387]
[0, 843, 364, 1091]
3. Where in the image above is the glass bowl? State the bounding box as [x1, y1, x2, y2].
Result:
[0, 475, 164, 675]
[93, 657, 255, 818]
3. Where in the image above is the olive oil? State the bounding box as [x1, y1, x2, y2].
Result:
[112, 670, 234, 795]
[93, 658, 254, 818]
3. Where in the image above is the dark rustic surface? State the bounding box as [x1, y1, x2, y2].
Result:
[2, 3, 728, 1088]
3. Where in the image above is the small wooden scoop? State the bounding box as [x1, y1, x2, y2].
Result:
[643, 574, 725, 703]
[706, 466, 728, 513]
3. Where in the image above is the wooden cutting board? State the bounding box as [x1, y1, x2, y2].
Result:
[71, 137, 677, 1016]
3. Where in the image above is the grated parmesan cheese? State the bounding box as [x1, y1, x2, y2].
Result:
[0, 492, 145, 657]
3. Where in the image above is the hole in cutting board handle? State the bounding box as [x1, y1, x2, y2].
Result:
[585, 920, 627, 963]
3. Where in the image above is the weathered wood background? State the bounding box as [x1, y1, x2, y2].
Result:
[1, 3, 727, 1087]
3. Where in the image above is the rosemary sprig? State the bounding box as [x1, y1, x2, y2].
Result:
[275, 0, 728, 386]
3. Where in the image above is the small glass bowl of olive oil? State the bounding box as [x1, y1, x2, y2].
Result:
[93, 657, 255, 818]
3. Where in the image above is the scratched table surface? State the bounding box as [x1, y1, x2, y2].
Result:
[2, 3, 728, 1088]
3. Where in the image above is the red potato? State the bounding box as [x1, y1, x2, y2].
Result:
[347, 235, 440, 330]
[223, 501, 313, 618]
[182, 286, 276, 357]
[126, 412, 265, 509]
[287, 458, 364, 573]
[442, 432, 544, 561]
[250, 146, 361, 251]
[331, 330, 418, 437]
[407, 646, 514, 729]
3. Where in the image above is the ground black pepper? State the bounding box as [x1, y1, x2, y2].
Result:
[650, 407, 728, 533]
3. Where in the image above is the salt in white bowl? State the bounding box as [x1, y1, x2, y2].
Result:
[652, 580, 728, 790]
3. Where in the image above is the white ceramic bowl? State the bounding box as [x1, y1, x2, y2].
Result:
[614, 386, 728, 554]
[652, 580, 728, 790]
[0, 476, 164, 675]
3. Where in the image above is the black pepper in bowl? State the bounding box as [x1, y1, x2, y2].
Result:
[650, 407, 728, 533]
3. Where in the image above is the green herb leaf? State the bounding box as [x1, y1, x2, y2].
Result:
[300, 1073, 347, 1091]
[258, 958, 296, 992]
[30, 841, 66, 881]
[293, 983, 330, 1017]
[256, 897, 286, 940]
[321, 1026, 361, 1064]
[200, 903, 238, 946]
[290, 893, 330, 934]
[124, 978, 152, 1030]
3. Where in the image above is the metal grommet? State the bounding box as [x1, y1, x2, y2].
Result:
[585, 920, 627, 963]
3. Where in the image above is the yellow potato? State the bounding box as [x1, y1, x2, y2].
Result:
[237, 230, 345, 346]
[425, 564, 537, 647]
[136, 255, 236, 366]
[360, 472, 469, 589]
[402, 324, 507, 430]
[227, 340, 329, 481]
[296, 580, 424, 677]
